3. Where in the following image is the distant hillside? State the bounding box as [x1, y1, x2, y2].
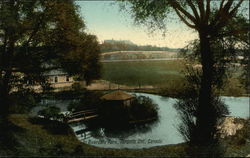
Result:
[100, 51, 178, 61]
[100, 40, 181, 53]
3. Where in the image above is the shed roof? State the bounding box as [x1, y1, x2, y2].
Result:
[101, 91, 134, 101]
[43, 69, 67, 76]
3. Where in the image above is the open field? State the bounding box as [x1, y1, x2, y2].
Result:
[100, 60, 247, 97]
[101, 60, 185, 87]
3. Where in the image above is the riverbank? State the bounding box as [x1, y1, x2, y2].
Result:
[1, 114, 186, 157]
[1, 114, 249, 157]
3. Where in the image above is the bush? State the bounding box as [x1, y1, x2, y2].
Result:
[98, 95, 159, 127]
[222, 78, 246, 96]
[9, 90, 41, 114]
[67, 91, 103, 112]
[29, 117, 73, 135]
[159, 79, 190, 97]
[174, 95, 229, 143]
[129, 96, 158, 121]
[38, 106, 60, 120]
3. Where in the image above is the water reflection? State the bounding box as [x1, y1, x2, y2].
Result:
[37, 93, 249, 149]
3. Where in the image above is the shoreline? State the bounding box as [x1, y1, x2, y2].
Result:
[5, 114, 249, 157]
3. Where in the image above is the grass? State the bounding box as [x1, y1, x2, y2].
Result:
[2, 114, 249, 157]
[3, 114, 186, 157]
[101, 60, 185, 87]
[101, 60, 248, 97]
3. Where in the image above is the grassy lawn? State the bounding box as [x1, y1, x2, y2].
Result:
[101, 60, 185, 87]
[101, 60, 247, 97]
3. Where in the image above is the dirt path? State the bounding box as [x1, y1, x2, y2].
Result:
[86, 80, 154, 91]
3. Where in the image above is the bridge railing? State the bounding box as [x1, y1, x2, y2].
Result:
[67, 109, 98, 121]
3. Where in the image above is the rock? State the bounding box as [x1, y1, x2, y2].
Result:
[217, 116, 246, 138]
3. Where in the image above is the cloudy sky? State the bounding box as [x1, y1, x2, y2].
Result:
[76, 1, 248, 48]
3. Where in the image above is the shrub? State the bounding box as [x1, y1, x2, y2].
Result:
[98, 95, 159, 127]
[222, 78, 246, 96]
[130, 96, 159, 121]
[174, 95, 229, 143]
[67, 91, 103, 112]
[9, 90, 41, 114]
[29, 117, 73, 135]
[38, 106, 60, 120]
[159, 79, 190, 97]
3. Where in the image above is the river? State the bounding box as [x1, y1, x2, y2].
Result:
[33, 93, 249, 149]
[66, 93, 249, 149]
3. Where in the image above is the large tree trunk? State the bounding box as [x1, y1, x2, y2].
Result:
[194, 31, 218, 145]
[0, 38, 14, 124]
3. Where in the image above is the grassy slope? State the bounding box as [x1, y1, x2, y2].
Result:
[101, 60, 247, 96]
[4, 114, 186, 157]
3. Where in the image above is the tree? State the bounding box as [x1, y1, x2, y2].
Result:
[120, 0, 248, 146]
[0, 0, 101, 120]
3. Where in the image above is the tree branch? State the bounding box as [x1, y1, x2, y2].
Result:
[197, 0, 205, 20]
[169, 1, 197, 25]
[223, 0, 234, 13]
[214, 0, 244, 32]
[219, 0, 225, 11]
[186, 0, 200, 21]
[205, 0, 211, 25]
[210, 0, 234, 28]
[229, 0, 244, 17]
[174, 7, 196, 29]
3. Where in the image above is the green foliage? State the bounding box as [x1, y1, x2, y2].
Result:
[174, 93, 229, 150]
[9, 90, 41, 114]
[100, 40, 180, 52]
[29, 117, 73, 135]
[67, 91, 103, 112]
[98, 95, 158, 127]
[119, 0, 172, 32]
[129, 95, 158, 121]
[222, 78, 247, 97]
[159, 79, 190, 97]
[37, 105, 60, 120]
[0, 0, 101, 116]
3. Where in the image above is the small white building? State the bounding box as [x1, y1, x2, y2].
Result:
[29, 69, 85, 92]
[44, 69, 74, 89]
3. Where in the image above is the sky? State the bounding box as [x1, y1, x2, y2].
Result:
[76, 1, 248, 49]
[76, 1, 197, 48]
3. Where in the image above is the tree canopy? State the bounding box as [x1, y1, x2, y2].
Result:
[0, 0, 101, 116]
[0, 0, 100, 93]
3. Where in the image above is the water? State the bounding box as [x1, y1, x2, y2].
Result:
[36, 93, 249, 149]
[70, 93, 249, 149]
[221, 96, 249, 118]
[31, 99, 78, 116]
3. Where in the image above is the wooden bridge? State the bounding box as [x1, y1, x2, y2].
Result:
[67, 109, 98, 124]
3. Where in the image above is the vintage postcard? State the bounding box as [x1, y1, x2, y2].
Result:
[0, 0, 249, 157]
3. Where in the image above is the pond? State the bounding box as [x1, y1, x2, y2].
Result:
[68, 93, 249, 149]
[33, 93, 249, 149]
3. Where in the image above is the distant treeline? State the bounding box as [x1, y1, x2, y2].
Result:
[100, 40, 181, 53]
